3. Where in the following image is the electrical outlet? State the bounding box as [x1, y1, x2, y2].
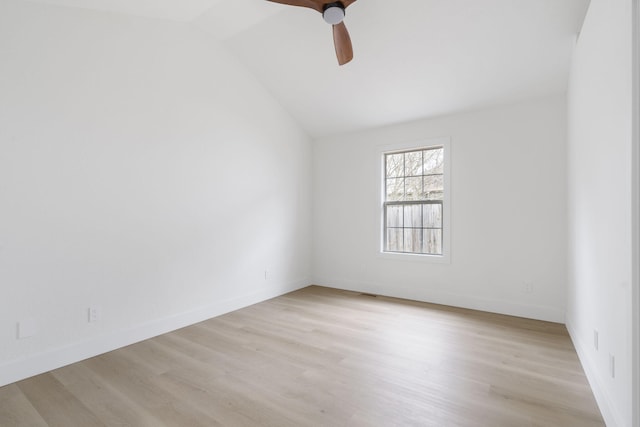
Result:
[88, 307, 102, 323]
[524, 282, 534, 293]
[593, 330, 599, 350]
[609, 354, 615, 378]
[17, 318, 37, 339]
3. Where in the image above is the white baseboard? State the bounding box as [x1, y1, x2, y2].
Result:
[0, 279, 309, 387]
[313, 277, 565, 323]
[566, 320, 622, 427]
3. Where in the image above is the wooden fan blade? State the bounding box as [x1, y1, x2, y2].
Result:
[332, 22, 353, 65]
[265, 0, 324, 13]
[341, 0, 358, 9]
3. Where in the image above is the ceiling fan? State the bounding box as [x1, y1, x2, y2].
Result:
[266, 0, 357, 66]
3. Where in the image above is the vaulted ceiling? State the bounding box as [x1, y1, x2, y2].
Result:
[23, 0, 590, 138]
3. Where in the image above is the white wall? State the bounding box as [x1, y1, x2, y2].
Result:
[566, 0, 634, 426]
[634, 2, 640, 424]
[0, 0, 312, 385]
[313, 96, 568, 323]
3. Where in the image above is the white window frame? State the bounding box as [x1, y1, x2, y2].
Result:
[376, 137, 451, 263]
[632, 0, 640, 423]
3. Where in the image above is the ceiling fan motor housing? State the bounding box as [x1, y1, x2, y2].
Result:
[323, 2, 345, 25]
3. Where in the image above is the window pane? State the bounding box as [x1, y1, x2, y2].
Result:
[386, 153, 404, 178]
[423, 229, 442, 255]
[403, 204, 422, 228]
[405, 177, 422, 201]
[405, 151, 422, 176]
[386, 178, 404, 201]
[386, 205, 403, 227]
[383, 144, 446, 257]
[423, 204, 442, 228]
[386, 229, 403, 252]
[404, 229, 422, 253]
[424, 148, 444, 175]
[424, 175, 444, 200]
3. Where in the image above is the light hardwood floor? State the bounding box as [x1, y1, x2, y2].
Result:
[0, 286, 604, 426]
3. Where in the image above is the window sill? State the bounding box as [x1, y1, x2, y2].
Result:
[377, 251, 450, 264]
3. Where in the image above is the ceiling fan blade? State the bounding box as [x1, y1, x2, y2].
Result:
[265, 0, 324, 13]
[341, 0, 357, 9]
[332, 21, 353, 65]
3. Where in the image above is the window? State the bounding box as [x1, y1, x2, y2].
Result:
[382, 144, 447, 256]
